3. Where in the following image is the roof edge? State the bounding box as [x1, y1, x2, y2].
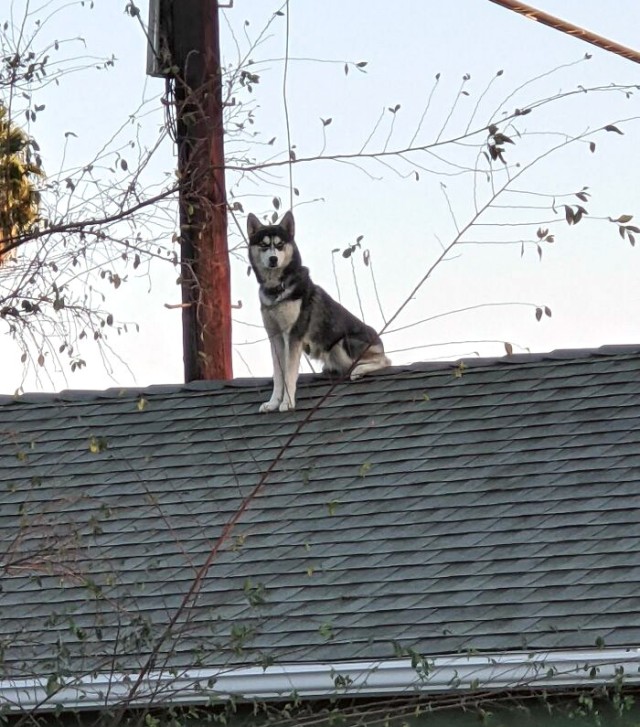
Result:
[3, 648, 639, 712]
[5, 343, 640, 405]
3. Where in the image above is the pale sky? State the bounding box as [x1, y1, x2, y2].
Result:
[2, 1, 640, 394]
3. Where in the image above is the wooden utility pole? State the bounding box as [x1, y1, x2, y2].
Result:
[149, 0, 232, 381]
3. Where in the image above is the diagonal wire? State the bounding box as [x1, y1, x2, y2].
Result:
[487, 0, 640, 65]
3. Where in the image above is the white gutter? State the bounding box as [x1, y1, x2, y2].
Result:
[1, 648, 639, 713]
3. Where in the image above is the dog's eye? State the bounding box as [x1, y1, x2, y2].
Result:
[274, 242, 284, 251]
[259, 243, 270, 250]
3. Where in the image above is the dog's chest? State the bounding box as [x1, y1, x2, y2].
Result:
[261, 298, 302, 334]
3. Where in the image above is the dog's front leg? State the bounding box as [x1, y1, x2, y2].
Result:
[260, 335, 286, 413]
[279, 336, 303, 412]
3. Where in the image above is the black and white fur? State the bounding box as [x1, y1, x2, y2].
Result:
[248, 210, 390, 413]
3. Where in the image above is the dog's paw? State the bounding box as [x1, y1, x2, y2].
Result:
[278, 400, 295, 412]
[259, 400, 281, 413]
[322, 365, 340, 377]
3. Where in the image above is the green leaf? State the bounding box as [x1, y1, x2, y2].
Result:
[45, 674, 60, 697]
[243, 579, 266, 607]
[453, 362, 466, 378]
[89, 436, 108, 453]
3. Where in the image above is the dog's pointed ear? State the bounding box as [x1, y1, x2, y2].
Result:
[247, 213, 262, 239]
[280, 210, 295, 241]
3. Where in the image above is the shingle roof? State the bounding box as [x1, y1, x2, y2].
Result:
[1, 345, 639, 678]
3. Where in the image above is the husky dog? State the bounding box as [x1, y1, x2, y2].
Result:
[247, 210, 390, 413]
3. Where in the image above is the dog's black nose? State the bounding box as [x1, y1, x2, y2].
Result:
[269, 256, 278, 267]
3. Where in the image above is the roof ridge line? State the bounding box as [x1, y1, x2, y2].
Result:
[2, 343, 640, 405]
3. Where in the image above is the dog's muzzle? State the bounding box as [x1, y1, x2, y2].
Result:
[268, 256, 278, 268]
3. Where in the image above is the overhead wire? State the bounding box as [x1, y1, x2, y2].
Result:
[487, 0, 640, 65]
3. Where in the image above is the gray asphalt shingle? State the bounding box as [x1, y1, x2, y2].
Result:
[0, 345, 639, 678]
